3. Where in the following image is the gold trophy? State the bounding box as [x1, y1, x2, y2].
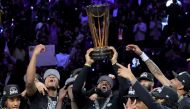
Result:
[86, 4, 112, 60]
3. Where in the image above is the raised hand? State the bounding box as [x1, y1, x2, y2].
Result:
[58, 86, 68, 102]
[116, 63, 137, 85]
[109, 46, 118, 65]
[85, 48, 94, 66]
[33, 44, 46, 56]
[123, 98, 137, 109]
[126, 44, 142, 56]
[89, 93, 98, 101]
[35, 81, 48, 95]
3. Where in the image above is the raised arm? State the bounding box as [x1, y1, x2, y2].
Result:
[117, 63, 162, 109]
[56, 86, 68, 109]
[109, 46, 130, 96]
[26, 44, 45, 96]
[72, 48, 94, 107]
[126, 44, 171, 86]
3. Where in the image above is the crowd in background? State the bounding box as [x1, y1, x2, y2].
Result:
[0, 0, 190, 108]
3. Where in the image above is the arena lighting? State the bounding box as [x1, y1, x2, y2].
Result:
[0, 27, 3, 34]
[166, 0, 182, 7]
[92, 68, 95, 71]
[161, 15, 168, 30]
[30, 6, 34, 10]
[11, 18, 14, 26]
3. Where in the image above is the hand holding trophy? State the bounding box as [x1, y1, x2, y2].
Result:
[86, 4, 112, 60]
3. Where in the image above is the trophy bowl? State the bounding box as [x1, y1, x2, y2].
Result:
[91, 47, 112, 60]
[86, 4, 112, 60]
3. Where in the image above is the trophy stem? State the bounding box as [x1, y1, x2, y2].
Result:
[92, 23, 98, 47]
[88, 15, 97, 47]
[98, 17, 101, 47]
[102, 19, 105, 46]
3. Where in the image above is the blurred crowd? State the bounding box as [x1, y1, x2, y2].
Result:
[0, 0, 190, 108]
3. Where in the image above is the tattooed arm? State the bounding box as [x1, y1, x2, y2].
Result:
[144, 59, 171, 86]
[126, 44, 171, 86]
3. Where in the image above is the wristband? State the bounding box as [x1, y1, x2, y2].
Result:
[140, 52, 149, 62]
[84, 63, 91, 67]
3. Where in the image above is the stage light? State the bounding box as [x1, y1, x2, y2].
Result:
[31, 6, 34, 10]
[166, 0, 181, 7]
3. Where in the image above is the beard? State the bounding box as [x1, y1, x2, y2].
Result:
[100, 85, 109, 92]
[46, 82, 58, 90]
[96, 86, 112, 97]
[98, 89, 112, 97]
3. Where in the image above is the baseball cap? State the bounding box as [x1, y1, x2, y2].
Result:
[151, 86, 178, 104]
[172, 71, 190, 91]
[97, 75, 114, 89]
[3, 84, 21, 98]
[124, 86, 138, 98]
[138, 72, 154, 82]
[43, 69, 60, 80]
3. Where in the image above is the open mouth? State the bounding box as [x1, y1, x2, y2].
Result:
[50, 80, 54, 82]
[101, 86, 108, 92]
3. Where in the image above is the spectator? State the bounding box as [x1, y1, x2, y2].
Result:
[167, 0, 184, 31]
[148, 15, 162, 47]
[133, 16, 147, 47]
[49, 20, 60, 46]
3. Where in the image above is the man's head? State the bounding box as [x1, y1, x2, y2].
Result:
[43, 69, 60, 90]
[138, 72, 154, 91]
[97, 75, 114, 92]
[151, 86, 178, 108]
[124, 87, 148, 109]
[2, 84, 21, 109]
[171, 71, 190, 95]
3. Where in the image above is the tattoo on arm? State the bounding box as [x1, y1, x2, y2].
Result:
[144, 59, 171, 86]
[145, 59, 163, 76]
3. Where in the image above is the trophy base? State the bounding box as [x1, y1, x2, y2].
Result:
[91, 47, 112, 60]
